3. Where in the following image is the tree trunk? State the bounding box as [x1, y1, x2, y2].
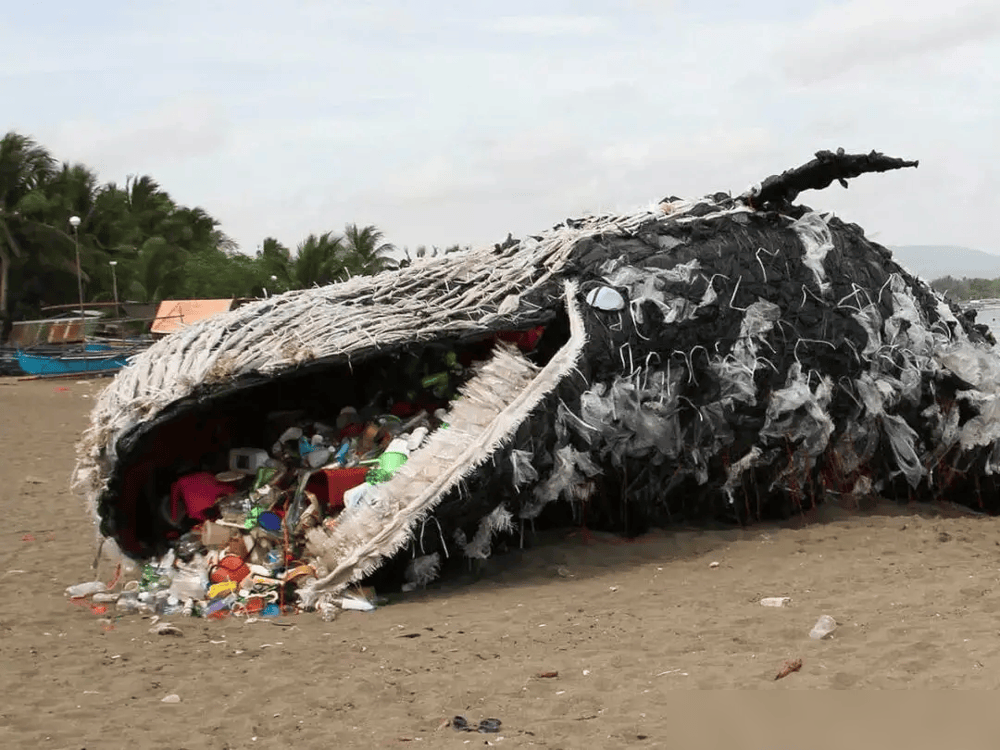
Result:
[0, 217, 24, 329]
[0, 243, 9, 328]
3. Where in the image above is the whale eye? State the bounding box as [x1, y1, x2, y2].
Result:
[586, 286, 625, 311]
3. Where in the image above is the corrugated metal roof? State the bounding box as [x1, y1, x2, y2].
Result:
[150, 299, 235, 335]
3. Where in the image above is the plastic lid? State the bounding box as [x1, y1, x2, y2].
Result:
[258, 511, 282, 532]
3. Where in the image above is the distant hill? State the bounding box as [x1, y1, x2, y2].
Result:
[889, 245, 1000, 282]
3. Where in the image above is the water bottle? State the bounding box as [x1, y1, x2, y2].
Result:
[65, 581, 107, 598]
[265, 549, 284, 575]
[153, 590, 170, 615]
[140, 563, 172, 593]
[174, 532, 203, 561]
[116, 591, 139, 613]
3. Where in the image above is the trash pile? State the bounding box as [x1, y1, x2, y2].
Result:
[74, 149, 1000, 619]
[69, 335, 543, 619]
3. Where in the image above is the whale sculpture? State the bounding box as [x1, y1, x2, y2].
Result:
[73, 150, 1000, 609]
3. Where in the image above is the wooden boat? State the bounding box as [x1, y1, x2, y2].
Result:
[8, 305, 154, 377]
[16, 343, 136, 376]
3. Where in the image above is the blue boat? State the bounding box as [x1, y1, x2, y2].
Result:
[15, 344, 134, 376]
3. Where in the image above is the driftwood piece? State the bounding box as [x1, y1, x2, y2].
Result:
[744, 149, 919, 210]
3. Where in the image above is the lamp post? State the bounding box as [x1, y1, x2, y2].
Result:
[69, 216, 84, 321]
[109, 261, 119, 314]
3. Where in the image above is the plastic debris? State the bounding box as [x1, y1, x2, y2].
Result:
[149, 621, 183, 636]
[586, 286, 626, 311]
[65, 581, 106, 598]
[338, 595, 376, 612]
[760, 597, 792, 607]
[809, 614, 837, 640]
[775, 658, 803, 680]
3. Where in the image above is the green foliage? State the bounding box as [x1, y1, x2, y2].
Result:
[1, 130, 472, 333]
[342, 223, 396, 275]
[930, 275, 1000, 301]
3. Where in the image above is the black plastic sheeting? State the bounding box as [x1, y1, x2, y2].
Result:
[498, 208, 996, 537]
[394, 197, 1000, 576]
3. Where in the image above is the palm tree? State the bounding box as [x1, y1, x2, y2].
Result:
[342, 223, 396, 276]
[114, 177, 229, 303]
[291, 232, 346, 288]
[46, 162, 99, 219]
[39, 162, 115, 301]
[0, 134, 247, 322]
[0, 132, 56, 324]
[125, 175, 174, 237]
[124, 237, 189, 302]
[255, 237, 293, 291]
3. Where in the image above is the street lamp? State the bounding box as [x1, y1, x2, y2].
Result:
[69, 216, 84, 321]
[109, 261, 119, 315]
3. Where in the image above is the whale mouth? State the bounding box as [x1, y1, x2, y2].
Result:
[302, 283, 586, 604]
[76, 279, 584, 598]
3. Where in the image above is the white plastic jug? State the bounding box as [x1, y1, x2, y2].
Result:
[229, 448, 270, 475]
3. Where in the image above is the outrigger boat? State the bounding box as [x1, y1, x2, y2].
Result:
[15, 343, 136, 376]
[10, 305, 152, 377]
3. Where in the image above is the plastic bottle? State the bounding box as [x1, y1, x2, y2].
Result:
[116, 591, 139, 613]
[174, 532, 203, 561]
[153, 590, 171, 614]
[205, 593, 236, 616]
[65, 581, 107, 598]
[265, 549, 283, 574]
[168, 563, 209, 601]
[140, 563, 173, 593]
[406, 426, 429, 451]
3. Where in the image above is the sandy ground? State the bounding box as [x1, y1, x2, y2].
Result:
[6, 377, 1000, 748]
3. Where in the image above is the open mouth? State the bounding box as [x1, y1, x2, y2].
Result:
[75, 253, 585, 604]
[301, 284, 585, 604]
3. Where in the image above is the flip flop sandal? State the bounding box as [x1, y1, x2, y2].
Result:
[451, 716, 502, 733]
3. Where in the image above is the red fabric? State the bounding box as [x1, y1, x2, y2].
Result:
[390, 401, 417, 418]
[496, 325, 545, 352]
[337, 422, 365, 441]
[455, 327, 547, 368]
[305, 467, 370, 510]
[119, 413, 235, 555]
[170, 472, 234, 522]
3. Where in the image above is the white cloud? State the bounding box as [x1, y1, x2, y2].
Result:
[333, 124, 781, 253]
[42, 98, 231, 176]
[487, 15, 609, 36]
[780, 0, 1000, 82]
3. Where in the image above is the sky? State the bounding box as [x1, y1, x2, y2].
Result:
[3, 0, 999, 256]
